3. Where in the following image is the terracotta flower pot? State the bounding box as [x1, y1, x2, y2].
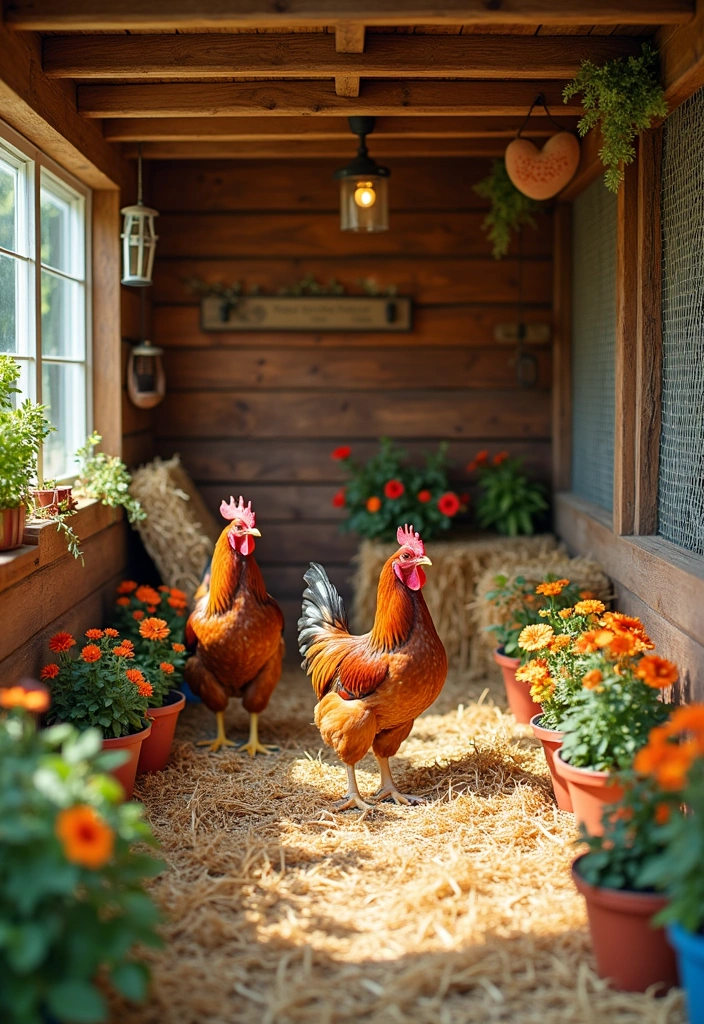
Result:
[31, 487, 58, 508]
[555, 750, 624, 836]
[493, 647, 542, 725]
[0, 504, 26, 551]
[102, 722, 152, 800]
[572, 854, 678, 993]
[530, 714, 573, 812]
[668, 924, 704, 1024]
[138, 689, 186, 774]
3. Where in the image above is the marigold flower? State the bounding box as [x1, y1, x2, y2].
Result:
[366, 496, 381, 513]
[666, 703, 704, 741]
[574, 599, 606, 616]
[135, 585, 161, 606]
[49, 632, 76, 653]
[133, 610, 145, 621]
[493, 451, 509, 466]
[116, 597, 130, 607]
[384, 479, 405, 500]
[574, 629, 614, 654]
[538, 609, 551, 618]
[125, 668, 145, 685]
[40, 663, 60, 681]
[437, 492, 461, 517]
[117, 580, 138, 595]
[167, 596, 187, 610]
[579, 590, 596, 600]
[582, 669, 603, 690]
[516, 658, 550, 684]
[530, 679, 555, 703]
[55, 805, 114, 869]
[170, 588, 187, 600]
[608, 633, 638, 657]
[550, 635, 572, 651]
[81, 644, 102, 664]
[136, 680, 153, 698]
[172, 643, 186, 653]
[104, 628, 119, 638]
[331, 445, 351, 461]
[85, 629, 104, 640]
[159, 584, 170, 592]
[332, 488, 346, 508]
[636, 655, 679, 689]
[559, 607, 574, 619]
[112, 645, 135, 659]
[518, 623, 554, 652]
[0, 683, 50, 713]
[160, 662, 175, 674]
[475, 450, 489, 464]
[536, 579, 570, 597]
[140, 617, 171, 642]
[417, 489, 432, 503]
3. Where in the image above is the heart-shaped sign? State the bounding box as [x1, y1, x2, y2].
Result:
[505, 132, 581, 201]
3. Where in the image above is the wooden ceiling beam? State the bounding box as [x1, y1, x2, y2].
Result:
[657, 1, 704, 109]
[78, 80, 582, 118]
[121, 138, 509, 159]
[4, 0, 694, 30]
[102, 114, 579, 141]
[43, 32, 643, 80]
[333, 20, 364, 97]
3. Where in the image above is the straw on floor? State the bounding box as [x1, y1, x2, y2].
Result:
[116, 667, 685, 1024]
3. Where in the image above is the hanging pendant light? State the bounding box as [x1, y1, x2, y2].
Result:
[334, 117, 389, 233]
[121, 144, 159, 286]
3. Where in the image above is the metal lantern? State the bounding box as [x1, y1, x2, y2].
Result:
[334, 117, 389, 233]
[127, 340, 165, 409]
[121, 147, 159, 286]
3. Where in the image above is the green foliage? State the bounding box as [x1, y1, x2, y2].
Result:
[473, 160, 540, 259]
[46, 632, 150, 739]
[336, 437, 464, 543]
[470, 454, 548, 536]
[484, 574, 581, 659]
[110, 584, 188, 707]
[73, 433, 146, 524]
[0, 711, 163, 1024]
[563, 43, 668, 193]
[0, 356, 53, 509]
[27, 494, 83, 562]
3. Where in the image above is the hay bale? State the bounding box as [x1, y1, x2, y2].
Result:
[351, 534, 561, 676]
[128, 456, 221, 600]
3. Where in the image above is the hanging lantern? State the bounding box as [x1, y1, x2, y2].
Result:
[334, 117, 389, 233]
[121, 146, 159, 286]
[127, 340, 165, 409]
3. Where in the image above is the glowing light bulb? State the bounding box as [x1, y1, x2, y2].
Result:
[354, 183, 376, 208]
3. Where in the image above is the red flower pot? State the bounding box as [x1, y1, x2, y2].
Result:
[0, 505, 26, 551]
[138, 690, 186, 774]
[493, 648, 542, 725]
[530, 714, 572, 812]
[31, 488, 58, 508]
[572, 854, 679, 993]
[555, 750, 624, 836]
[102, 722, 152, 800]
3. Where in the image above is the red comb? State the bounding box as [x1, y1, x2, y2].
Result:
[397, 524, 425, 558]
[220, 495, 256, 529]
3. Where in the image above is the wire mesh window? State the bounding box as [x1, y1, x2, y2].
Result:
[570, 178, 618, 511]
[658, 88, 704, 555]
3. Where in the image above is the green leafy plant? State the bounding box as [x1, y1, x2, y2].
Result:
[467, 449, 547, 536]
[0, 356, 53, 510]
[563, 43, 667, 193]
[483, 573, 582, 659]
[27, 493, 83, 562]
[473, 160, 541, 259]
[334, 437, 466, 543]
[0, 701, 163, 1024]
[111, 581, 188, 645]
[73, 433, 146, 524]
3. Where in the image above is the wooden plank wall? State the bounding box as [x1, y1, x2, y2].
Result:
[150, 157, 553, 626]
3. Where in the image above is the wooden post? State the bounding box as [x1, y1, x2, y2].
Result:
[92, 190, 123, 456]
[552, 203, 572, 493]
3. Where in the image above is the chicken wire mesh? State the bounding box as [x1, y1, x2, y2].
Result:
[570, 178, 618, 511]
[658, 87, 704, 555]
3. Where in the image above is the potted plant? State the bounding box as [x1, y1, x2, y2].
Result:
[73, 432, 146, 525]
[27, 484, 83, 561]
[0, 685, 163, 1024]
[572, 771, 680, 992]
[466, 450, 548, 537]
[42, 629, 153, 800]
[0, 356, 53, 551]
[635, 705, 704, 1023]
[112, 580, 188, 645]
[133, 613, 187, 774]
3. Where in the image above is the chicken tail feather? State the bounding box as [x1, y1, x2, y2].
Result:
[298, 562, 350, 660]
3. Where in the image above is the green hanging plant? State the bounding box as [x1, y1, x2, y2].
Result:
[563, 43, 667, 193]
[473, 161, 540, 259]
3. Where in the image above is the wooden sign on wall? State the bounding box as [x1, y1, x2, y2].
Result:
[201, 295, 413, 332]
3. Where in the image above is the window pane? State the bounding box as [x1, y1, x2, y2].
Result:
[41, 270, 84, 359]
[0, 252, 18, 354]
[42, 361, 85, 480]
[40, 186, 71, 274]
[0, 158, 17, 252]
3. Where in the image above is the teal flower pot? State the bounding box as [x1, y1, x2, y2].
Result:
[668, 924, 704, 1024]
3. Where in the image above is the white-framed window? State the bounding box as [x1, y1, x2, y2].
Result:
[0, 119, 91, 482]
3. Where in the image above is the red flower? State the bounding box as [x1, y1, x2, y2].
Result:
[133, 610, 145, 621]
[417, 489, 432, 503]
[384, 479, 405, 500]
[160, 662, 175, 674]
[116, 597, 130, 607]
[475, 450, 489, 465]
[331, 446, 351, 461]
[437, 492, 461, 517]
[493, 451, 509, 466]
[40, 663, 60, 680]
[81, 644, 102, 664]
[85, 629, 104, 640]
[103, 628, 119, 638]
[332, 488, 346, 509]
[49, 632, 76, 653]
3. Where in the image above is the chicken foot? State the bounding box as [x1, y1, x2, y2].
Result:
[334, 763, 375, 812]
[196, 711, 237, 753]
[373, 755, 425, 806]
[237, 713, 278, 758]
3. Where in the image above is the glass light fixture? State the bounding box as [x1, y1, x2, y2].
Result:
[127, 339, 165, 409]
[334, 117, 389, 233]
[121, 145, 159, 286]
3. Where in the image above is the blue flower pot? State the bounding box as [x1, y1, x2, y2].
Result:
[668, 924, 704, 1024]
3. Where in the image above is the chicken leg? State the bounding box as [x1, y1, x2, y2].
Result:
[196, 711, 236, 753]
[238, 713, 277, 758]
[373, 755, 425, 806]
[334, 763, 374, 812]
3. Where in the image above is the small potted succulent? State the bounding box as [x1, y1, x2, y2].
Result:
[0, 684, 163, 1024]
[0, 356, 53, 551]
[42, 629, 153, 800]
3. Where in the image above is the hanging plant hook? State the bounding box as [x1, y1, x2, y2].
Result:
[517, 93, 576, 138]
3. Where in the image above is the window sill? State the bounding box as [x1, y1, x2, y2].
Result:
[0, 500, 123, 595]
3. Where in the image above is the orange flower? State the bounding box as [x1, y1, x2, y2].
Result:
[608, 632, 638, 657]
[85, 629, 104, 640]
[654, 803, 671, 825]
[168, 596, 187, 610]
[579, 590, 596, 600]
[549, 635, 572, 651]
[582, 669, 603, 690]
[139, 617, 171, 642]
[636, 655, 678, 690]
[518, 624, 554, 652]
[366, 496, 382, 513]
[172, 643, 186, 653]
[125, 668, 145, 685]
[666, 704, 704, 741]
[117, 580, 138, 595]
[81, 644, 102, 663]
[475, 450, 489, 464]
[49, 632, 76, 653]
[536, 579, 570, 597]
[158, 585, 170, 593]
[40, 663, 60, 680]
[0, 683, 50, 713]
[160, 662, 175, 674]
[493, 451, 509, 466]
[574, 629, 614, 654]
[137, 680, 153, 698]
[601, 612, 644, 632]
[170, 588, 187, 601]
[136, 585, 161, 606]
[55, 805, 114, 869]
[104, 628, 119, 638]
[133, 610, 145, 621]
[574, 599, 606, 616]
[112, 645, 135, 659]
[559, 607, 574, 620]
[116, 597, 130, 607]
[146, 605, 157, 613]
[516, 658, 550, 685]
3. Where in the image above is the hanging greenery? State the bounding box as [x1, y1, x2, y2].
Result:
[473, 161, 540, 260]
[563, 43, 667, 193]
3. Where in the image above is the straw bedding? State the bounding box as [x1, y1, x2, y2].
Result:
[112, 666, 685, 1024]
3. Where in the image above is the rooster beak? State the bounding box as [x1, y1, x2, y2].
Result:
[417, 555, 432, 567]
[246, 527, 262, 537]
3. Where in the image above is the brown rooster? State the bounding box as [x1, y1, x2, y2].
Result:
[298, 524, 447, 810]
[185, 496, 284, 756]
